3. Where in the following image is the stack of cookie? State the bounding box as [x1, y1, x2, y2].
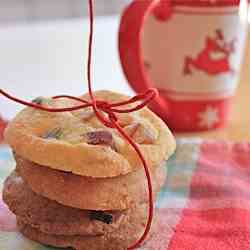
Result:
[3, 91, 176, 250]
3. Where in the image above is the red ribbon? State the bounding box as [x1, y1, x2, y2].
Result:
[0, 0, 158, 248]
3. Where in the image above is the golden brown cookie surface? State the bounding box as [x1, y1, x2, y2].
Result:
[16, 155, 167, 210]
[3, 171, 124, 236]
[5, 90, 176, 178]
[17, 204, 158, 250]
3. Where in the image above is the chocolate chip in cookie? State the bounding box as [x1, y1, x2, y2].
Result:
[42, 128, 62, 140]
[124, 122, 157, 144]
[31, 97, 52, 106]
[86, 130, 117, 151]
[90, 211, 113, 225]
[32, 97, 44, 105]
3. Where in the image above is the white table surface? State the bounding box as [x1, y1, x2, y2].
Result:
[0, 16, 133, 119]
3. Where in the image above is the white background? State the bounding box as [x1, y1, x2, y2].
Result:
[0, 16, 132, 119]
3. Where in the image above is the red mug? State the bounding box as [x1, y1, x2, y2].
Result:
[119, 0, 248, 132]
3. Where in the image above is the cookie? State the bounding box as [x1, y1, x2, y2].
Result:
[3, 171, 125, 236]
[16, 154, 167, 210]
[17, 205, 158, 250]
[5, 90, 176, 178]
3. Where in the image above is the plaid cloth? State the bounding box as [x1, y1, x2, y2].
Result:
[1, 139, 250, 249]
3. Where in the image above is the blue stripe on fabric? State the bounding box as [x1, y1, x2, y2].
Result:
[156, 138, 202, 209]
[0, 146, 13, 161]
[0, 146, 15, 184]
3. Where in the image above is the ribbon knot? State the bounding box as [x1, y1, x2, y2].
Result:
[87, 88, 158, 129]
[95, 100, 110, 109]
[92, 100, 118, 128]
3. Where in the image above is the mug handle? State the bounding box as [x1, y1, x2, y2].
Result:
[119, 0, 172, 121]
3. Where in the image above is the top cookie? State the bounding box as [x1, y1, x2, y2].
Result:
[5, 90, 176, 178]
